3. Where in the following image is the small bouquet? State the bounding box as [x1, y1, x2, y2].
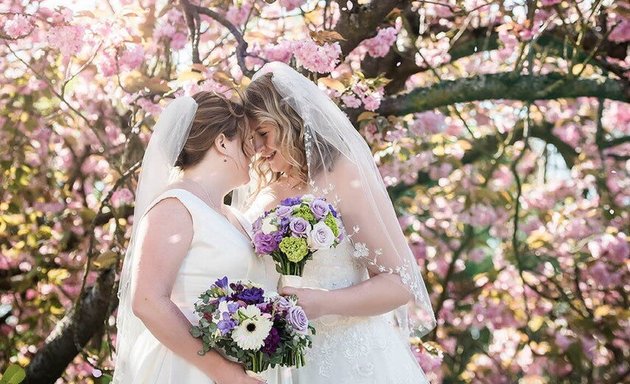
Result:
[190, 277, 314, 376]
[252, 195, 345, 288]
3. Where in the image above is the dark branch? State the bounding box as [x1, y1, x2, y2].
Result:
[602, 135, 630, 148]
[180, 1, 251, 77]
[379, 72, 629, 115]
[23, 268, 116, 384]
[371, 23, 629, 94]
[334, 0, 402, 55]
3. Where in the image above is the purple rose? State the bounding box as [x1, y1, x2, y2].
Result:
[289, 217, 311, 237]
[287, 306, 308, 334]
[262, 327, 281, 355]
[310, 199, 330, 219]
[253, 232, 278, 254]
[275, 205, 293, 218]
[281, 196, 302, 206]
[234, 287, 265, 304]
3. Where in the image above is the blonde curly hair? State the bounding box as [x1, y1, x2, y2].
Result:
[244, 73, 308, 191]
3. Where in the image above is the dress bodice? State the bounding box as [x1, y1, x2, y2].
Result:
[146, 189, 263, 322]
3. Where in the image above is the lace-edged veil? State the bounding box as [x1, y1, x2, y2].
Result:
[234, 62, 436, 337]
[113, 97, 197, 382]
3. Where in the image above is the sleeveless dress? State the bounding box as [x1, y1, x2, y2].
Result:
[125, 189, 276, 383]
[244, 192, 429, 384]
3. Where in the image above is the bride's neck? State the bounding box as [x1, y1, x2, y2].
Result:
[275, 173, 307, 193]
[181, 166, 229, 208]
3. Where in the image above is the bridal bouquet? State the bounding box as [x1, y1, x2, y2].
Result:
[190, 277, 314, 375]
[252, 195, 345, 287]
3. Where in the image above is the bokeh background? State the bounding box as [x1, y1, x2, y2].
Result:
[1, 0, 628, 383]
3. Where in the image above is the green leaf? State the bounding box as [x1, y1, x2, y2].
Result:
[0, 364, 26, 384]
[190, 326, 202, 338]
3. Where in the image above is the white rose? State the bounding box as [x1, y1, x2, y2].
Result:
[261, 216, 277, 234]
[308, 221, 335, 250]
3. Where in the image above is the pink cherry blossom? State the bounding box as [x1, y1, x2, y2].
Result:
[413, 346, 444, 379]
[292, 40, 341, 73]
[362, 27, 398, 58]
[609, 20, 630, 43]
[410, 111, 446, 136]
[120, 44, 145, 70]
[262, 41, 293, 63]
[587, 233, 629, 264]
[95, 49, 117, 77]
[111, 188, 134, 208]
[4, 14, 32, 38]
[361, 90, 383, 111]
[541, 0, 561, 5]
[225, 4, 252, 26]
[553, 123, 581, 147]
[341, 94, 361, 109]
[47, 25, 85, 57]
[170, 32, 188, 50]
[278, 0, 304, 11]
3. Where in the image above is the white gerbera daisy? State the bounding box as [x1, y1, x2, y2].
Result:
[232, 306, 273, 350]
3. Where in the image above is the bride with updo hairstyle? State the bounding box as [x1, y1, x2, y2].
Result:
[113, 91, 271, 384]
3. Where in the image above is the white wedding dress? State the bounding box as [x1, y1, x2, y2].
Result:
[124, 188, 278, 383]
[243, 192, 429, 384]
[291, 237, 429, 384]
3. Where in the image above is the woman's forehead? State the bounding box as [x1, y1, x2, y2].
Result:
[255, 121, 275, 131]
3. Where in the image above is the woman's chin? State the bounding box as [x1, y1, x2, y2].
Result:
[268, 161, 290, 174]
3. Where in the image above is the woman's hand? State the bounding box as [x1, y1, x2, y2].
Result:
[280, 286, 330, 320]
[214, 360, 267, 384]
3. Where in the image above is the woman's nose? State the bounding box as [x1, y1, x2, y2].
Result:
[253, 136, 264, 152]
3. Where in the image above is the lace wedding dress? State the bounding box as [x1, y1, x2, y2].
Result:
[243, 192, 429, 384]
[290, 236, 429, 384]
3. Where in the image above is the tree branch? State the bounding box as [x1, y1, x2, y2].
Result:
[601, 135, 630, 148]
[334, 0, 402, 55]
[375, 23, 629, 94]
[180, 1, 251, 77]
[23, 268, 116, 384]
[379, 72, 629, 115]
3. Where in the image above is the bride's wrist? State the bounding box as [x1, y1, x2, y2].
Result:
[318, 289, 335, 317]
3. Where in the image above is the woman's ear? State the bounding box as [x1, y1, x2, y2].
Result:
[215, 133, 228, 155]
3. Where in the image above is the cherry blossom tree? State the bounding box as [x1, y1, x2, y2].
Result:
[1, 0, 628, 383]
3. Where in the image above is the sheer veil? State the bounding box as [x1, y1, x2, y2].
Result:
[235, 62, 436, 337]
[113, 97, 197, 382]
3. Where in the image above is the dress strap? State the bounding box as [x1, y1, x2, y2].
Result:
[142, 189, 195, 220]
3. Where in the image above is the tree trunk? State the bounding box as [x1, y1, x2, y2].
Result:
[23, 268, 117, 384]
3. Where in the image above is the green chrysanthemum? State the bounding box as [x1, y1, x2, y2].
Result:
[293, 205, 315, 222]
[324, 213, 339, 237]
[279, 237, 309, 263]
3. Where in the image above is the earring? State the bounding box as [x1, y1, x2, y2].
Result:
[223, 157, 227, 163]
